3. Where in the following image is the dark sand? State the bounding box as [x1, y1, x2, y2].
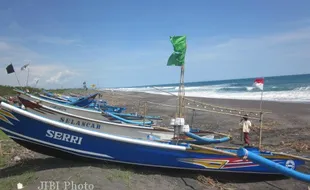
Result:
[0, 91, 309, 190]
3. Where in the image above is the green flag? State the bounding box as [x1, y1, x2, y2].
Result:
[167, 52, 186, 66]
[167, 36, 187, 66]
[170, 36, 187, 53]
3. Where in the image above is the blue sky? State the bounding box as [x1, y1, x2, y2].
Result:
[1, 0, 310, 88]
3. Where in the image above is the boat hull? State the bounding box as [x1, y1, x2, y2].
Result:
[17, 91, 105, 120]
[18, 96, 174, 140]
[0, 102, 305, 174]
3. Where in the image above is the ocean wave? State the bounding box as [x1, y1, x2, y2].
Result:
[293, 86, 310, 91]
[246, 86, 254, 91]
[111, 75, 310, 102]
[135, 90, 310, 102]
[113, 86, 310, 102]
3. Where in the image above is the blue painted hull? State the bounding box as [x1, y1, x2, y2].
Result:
[0, 103, 305, 174]
[39, 94, 69, 104]
[37, 90, 97, 107]
[66, 93, 98, 107]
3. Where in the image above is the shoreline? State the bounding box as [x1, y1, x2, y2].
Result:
[110, 90, 310, 105]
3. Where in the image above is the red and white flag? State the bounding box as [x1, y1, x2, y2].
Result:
[253, 78, 264, 90]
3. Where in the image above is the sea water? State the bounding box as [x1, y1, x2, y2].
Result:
[111, 74, 310, 102]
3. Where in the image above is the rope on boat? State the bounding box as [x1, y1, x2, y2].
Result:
[189, 144, 238, 157]
[152, 87, 272, 116]
[201, 131, 232, 138]
[153, 126, 174, 131]
[205, 145, 310, 162]
[146, 101, 262, 120]
[272, 152, 310, 162]
[213, 145, 240, 150]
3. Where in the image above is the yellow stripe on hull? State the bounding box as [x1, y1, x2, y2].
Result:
[0, 114, 13, 125]
[0, 109, 19, 121]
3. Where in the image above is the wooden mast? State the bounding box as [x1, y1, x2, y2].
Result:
[178, 65, 185, 118]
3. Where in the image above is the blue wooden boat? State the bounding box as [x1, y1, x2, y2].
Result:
[16, 90, 161, 125]
[33, 90, 160, 121]
[40, 90, 76, 103]
[36, 89, 98, 108]
[69, 93, 98, 107]
[39, 93, 70, 104]
[0, 101, 308, 180]
[86, 100, 126, 113]
[40, 90, 125, 113]
[17, 96, 227, 142]
[108, 112, 162, 120]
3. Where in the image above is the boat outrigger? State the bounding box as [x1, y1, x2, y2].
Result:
[16, 96, 230, 143]
[0, 101, 308, 180]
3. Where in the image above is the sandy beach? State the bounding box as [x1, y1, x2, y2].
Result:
[0, 90, 309, 190]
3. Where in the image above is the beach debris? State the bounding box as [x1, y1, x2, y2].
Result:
[13, 155, 21, 162]
[197, 175, 216, 186]
[292, 142, 309, 152]
[197, 175, 235, 190]
[17, 183, 23, 189]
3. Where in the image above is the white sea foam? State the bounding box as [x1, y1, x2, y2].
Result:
[111, 84, 310, 102]
[246, 86, 254, 91]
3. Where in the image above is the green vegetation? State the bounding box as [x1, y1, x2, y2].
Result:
[0, 130, 8, 140]
[0, 171, 36, 190]
[0, 85, 42, 97]
[0, 85, 83, 98]
[0, 127, 37, 190]
[0, 130, 10, 168]
[106, 169, 133, 188]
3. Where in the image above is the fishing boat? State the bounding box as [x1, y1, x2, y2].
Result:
[39, 90, 72, 103]
[15, 89, 161, 126]
[39, 91, 98, 107]
[17, 96, 228, 143]
[0, 101, 309, 182]
[40, 90, 125, 112]
[16, 89, 120, 120]
[86, 99, 126, 113]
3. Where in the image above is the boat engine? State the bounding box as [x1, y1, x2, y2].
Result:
[170, 118, 190, 138]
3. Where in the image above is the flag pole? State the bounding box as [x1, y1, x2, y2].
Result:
[14, 71, 21, 87]
[178, 65, 185, 118]
[26, 67, 30, 87]
[258, 86, 264, 149]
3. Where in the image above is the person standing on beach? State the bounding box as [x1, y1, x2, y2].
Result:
[240, 114, 251, 146]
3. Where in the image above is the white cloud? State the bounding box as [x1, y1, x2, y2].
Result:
[0, 64, 80, 88]
[0, 38, 81, 88]
[46, 70, 78, 84]
[1, 22, 310, 88]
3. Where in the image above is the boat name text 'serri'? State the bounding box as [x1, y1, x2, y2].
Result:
[46, 129, 83, 145]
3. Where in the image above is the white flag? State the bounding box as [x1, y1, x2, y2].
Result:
[21, 64, 30, 71]
[253, 78, 264, 90]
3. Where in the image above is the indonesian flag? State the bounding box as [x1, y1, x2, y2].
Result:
[253, 78, 264, 90]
